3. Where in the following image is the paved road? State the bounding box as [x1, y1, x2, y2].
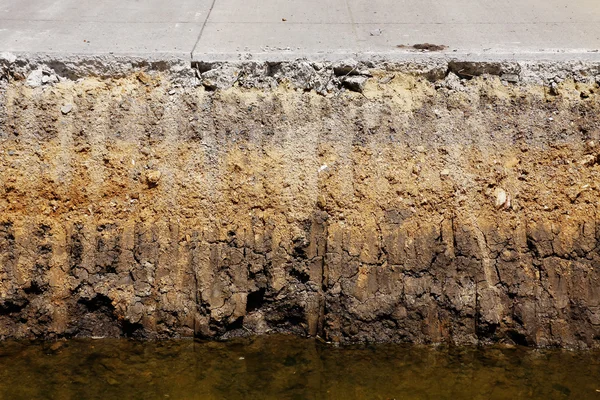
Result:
[1, 0, 600, 61]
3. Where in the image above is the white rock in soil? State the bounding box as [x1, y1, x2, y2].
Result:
[495, 188, 508, 208]
[61, 104, 73, 115]
[26, 69, 44, 88]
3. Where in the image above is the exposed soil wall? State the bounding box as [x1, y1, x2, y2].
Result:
[1, 59, 600, 348]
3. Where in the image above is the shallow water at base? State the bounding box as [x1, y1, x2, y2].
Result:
[0, 335, 599, 400]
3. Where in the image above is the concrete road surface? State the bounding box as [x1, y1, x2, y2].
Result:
[1, 0, 599, 61]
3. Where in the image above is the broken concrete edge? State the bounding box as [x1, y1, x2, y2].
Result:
[1, 51, 600, 94]
[194, 58, 600, 94]
[0, 52, 194, 83]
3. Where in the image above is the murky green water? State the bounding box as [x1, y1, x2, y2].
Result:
[0, 335, 599, 400]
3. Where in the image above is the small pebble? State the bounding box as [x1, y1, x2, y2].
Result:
[146, 170, 161, 187]
[495, 188, 508, 209]
[61, 104, 73, 115]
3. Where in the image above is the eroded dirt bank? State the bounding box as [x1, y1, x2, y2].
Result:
[1, 60, 600, 348]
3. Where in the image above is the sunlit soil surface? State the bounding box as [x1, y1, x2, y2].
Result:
[0, 335, 599, 399]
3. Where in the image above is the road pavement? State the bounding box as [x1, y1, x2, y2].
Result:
[1, 0, 599, 61]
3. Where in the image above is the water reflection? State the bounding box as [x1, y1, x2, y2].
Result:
[0, 335, 599, 399]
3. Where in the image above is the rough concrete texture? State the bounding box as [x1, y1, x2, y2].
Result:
[1, 58, 600, 349]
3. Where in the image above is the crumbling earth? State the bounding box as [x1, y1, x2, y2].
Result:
[1, 59, 600, 348]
